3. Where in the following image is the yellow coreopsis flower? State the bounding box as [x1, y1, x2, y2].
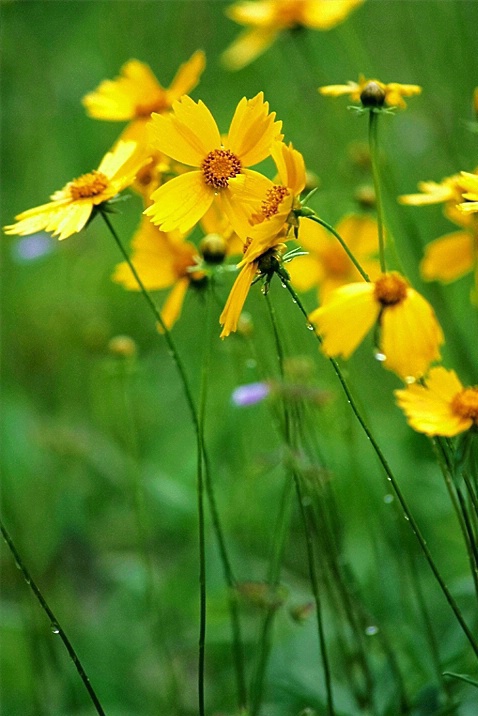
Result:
[399, 170, 478, 283]
[308, 272, 444, 380]
[4, 142, 146, 241]
[144, 93, 283, 236]
[219, 142, 306, 338]
[222, 0, 364, 71]
[395, 367, 478, 437]
[320, 74, 421, 109]
[82, 52, 205, 141]
[112, 217, 205, 330]
[288, 214, 381, 302]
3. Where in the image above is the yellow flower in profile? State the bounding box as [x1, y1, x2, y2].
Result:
[4, 142, 146, 241]
[112, 217, 205, 330]
[459, 171, 478, 215]
[399, 170, 478, 283]
[222, 0, 364, 71]
[288, 214, 381, 302]
[308, 272, 444, 379]
[144, 93, 283, 236]
[219, 142, 305, 338]
[82, 51, 205, 140]
[320, 74, 421, 109]
[395, 367, 478, 437]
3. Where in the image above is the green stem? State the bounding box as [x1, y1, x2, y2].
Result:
[368, 111, 386, 273]
[100, 211, 246, 712]
[306, 214, 370, 282]
[283, 277, 478, 660]
[0, 518, 106, 716]
[265, 294, 335, 715]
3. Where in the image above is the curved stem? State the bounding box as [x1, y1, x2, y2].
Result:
[306, 214, 370, 282]
[0, 518, 106, 716]
[101, 211, 246, 712]
[283, 277, 478, 660]
[265, 294, 335, 715]
[368, 111, 386, 273]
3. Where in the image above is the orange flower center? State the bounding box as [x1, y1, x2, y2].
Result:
[69, 171, 109, 200]
[374, 273, 408, 306]
[451, 388, 478, 422]
[202, 149, 242, 189]
[259, 185, 290, 219]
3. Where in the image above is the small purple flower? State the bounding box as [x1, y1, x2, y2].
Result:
[231, 381, 270, 407]
[12, 233, 55, 263]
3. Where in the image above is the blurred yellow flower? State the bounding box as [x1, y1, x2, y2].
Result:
[308, 272, 444, 379]
[395, 367, 478, 437]
[222, 0, 364, 71]
[112, 217, 205, 330]
[82, 51, 205, 136]
[288, 214, 380, 302]
[4, 141, 146, 241]
[144, 93, 283, 235]
[219, 142, 305, 337]
[320, 74, 421, 109]
[459, 171, 478, 215]
[399, 170, 478, 283]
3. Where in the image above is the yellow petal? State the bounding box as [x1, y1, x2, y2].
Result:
[82, 59, 163, 121]
[220, 262, 258, 338]
[145, 172, 214, 233]
[47, 202, 93, 240]
[309, 283, 378, 359]
[398, 181, 455, 206]
[225, 1, 278, 28]
[166, 50, 206, 104]
[271, 141, 305, 194]
[319, 82, 358, 98]
[226, 92, 283, 166]
[222, 27, 279, 71]
[420, 231, 474, 282]
[302, 0, 364, 29]
[224, 169, 273, 238]
[3, 198, 70, 235]
[149, 96, 220, 166]
[159, 278, 190, 331]
[380, 290, 444, 379]
[395, 367, 470, 437]
[288, 254, 323, 292]
[337, 214, 379, 256]
[112, 219, 189, 290]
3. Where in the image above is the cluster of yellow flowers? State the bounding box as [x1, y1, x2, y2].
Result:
[4, 0, 478, 444]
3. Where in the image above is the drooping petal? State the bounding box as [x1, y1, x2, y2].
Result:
[159, 278, 190, 330]
[309, 283, 378, 359]
[395, 367, 471, 437]
[380, 289, 444, 379]
[97, 140, 139, 178]
[145, 171, 214, 233]
[220, 262, 258, 338]
[3, 198, 70, 236]
[226, 92, 283, 167]
[420, 231, 474, 282]
[319, 82, 359, 99]
[166, 50, 206, 104]
[149, 96, 221, 166]
[222, 27, 279, 71]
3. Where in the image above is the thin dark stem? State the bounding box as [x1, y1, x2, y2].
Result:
[306, 214, 370, 282]
[368, 112, 386, 273]
[283, 277, 478, 660]
[100, 210, 247, 712]
[265, 294, 335, 715]
[0, 518, 106, 716]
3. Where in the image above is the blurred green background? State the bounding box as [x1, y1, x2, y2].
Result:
[1, 1, 478, 714]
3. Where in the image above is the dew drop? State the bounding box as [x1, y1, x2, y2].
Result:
[404, 375, 416, 385]
[51, 624, 60, 635]
[374, 351, 387, 362]
[365, 625, 379, 636]
[306, 323, 315, 331]
[301, 496, 312, 507]
[383, 494, 394, 504]
[245, 358, 257, 369]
